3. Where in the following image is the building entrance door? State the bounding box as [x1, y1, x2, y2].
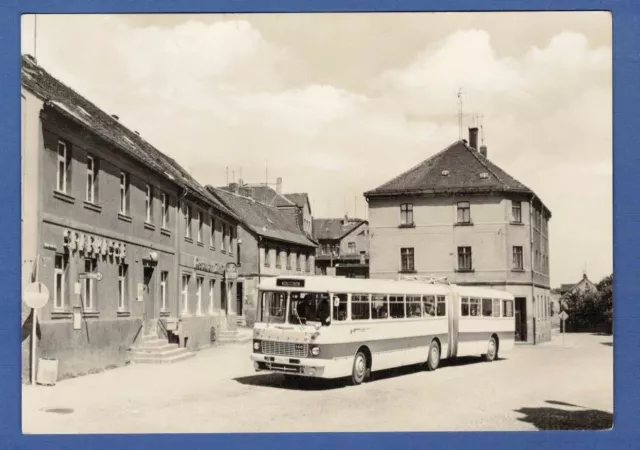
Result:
[143, 266, 157, 336]
[515, 297, 527, 342]
[220, 281, 228, 331]
[236, 282, 244, 317]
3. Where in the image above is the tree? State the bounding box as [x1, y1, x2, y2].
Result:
[562, 273, 613, 333]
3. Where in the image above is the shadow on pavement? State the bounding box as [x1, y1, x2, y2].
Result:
[515, 400, 612, 430]
[235, 356, 507, 389]
[601, 342, 613, 347]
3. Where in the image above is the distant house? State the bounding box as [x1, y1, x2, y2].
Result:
[363, 127, 553, 345]
[206, 183, 317, 326]
[313, 216, 370, 278]
[558, 273, 598, 297]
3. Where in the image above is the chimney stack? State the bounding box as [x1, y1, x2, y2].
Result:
[479, 144, 488, 157]
[469, 127, 478, 150]
[228, 182, 238, 193]
[276, 177, 282, 193]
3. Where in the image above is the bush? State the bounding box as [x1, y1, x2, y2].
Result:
[563, 274, 613, 333]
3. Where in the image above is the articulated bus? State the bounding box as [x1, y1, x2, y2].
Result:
[250, 275, 515, 385]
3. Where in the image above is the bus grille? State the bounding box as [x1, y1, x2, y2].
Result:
[261, 340, 309, 358]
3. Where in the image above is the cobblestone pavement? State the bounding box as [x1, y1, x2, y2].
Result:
[22, 332, 613, 433]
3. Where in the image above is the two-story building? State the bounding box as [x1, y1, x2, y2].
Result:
[21, 55, 240, 381]
[364, 127, 552, 344]
[206, 183, 317, 327]
[313, 216, 370, 278]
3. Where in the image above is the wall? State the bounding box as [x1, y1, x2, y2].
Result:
[367, 193, 552, 344]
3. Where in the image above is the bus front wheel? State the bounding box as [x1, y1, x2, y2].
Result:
[426, 340, 440, 371]
[351, 351, 367, 385]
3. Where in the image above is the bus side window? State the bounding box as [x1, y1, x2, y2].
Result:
[503, 300, 514, 317]
[372, 295, 387, 319]
[389, 295, 404, 319]
[351, 294, 370, 320]
[407, 296, 421, 317]
[423, 295, 436, 317]
[470, 298, 481, 316]
[461, 297, 470, 316]
[436, 296, 447, 316]
[482, 298, 493, 317]
[492, 299, 501, 317]
[332, 294, 348, 321]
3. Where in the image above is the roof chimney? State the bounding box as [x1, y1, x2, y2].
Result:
[479, 144, 487, 157]
[469, 127, 478, 151]
[228, 182, 238, 193]
[276, 177, 282, 194]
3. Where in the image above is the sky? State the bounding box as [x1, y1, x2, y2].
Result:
[20, 12, 612, 286]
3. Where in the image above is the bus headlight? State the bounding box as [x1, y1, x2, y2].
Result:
[253, 340, 261, 352]
[310, 346, 320, 356]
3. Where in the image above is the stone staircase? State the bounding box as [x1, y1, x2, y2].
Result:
[216, 329, 253, 345]
[130, 335, 196, 365]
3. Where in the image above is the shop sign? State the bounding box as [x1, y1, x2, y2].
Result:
[63, 229, 127, 261]
[225, 262, 238, 280]
[194, 259, 224, 274]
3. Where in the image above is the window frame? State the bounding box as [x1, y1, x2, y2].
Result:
[184, 205, 192, 239]
[210, 216, 215, 249]
[53, 253, 67, 309]
[56, 140, 68, 193]
[400, 247, 415, 272]
[457, 201, 471, 224]
[512, 200, 522, 223]
[118, 264, 128, 311]
[400, 203, 414, 226]
[160, 271, 168, 311]
[457, 246, 473, 271]
[209, 279, 215, 314]
[512, 246, 524, 270]
[86, 155, 97, 203]
[145, 184, 153, 224]
[161, 193, 169, 229]
[119, 172, 129, 215]
[196, 276, 204, 315]
[83, 258, 97, 311]
[181, 273, 190, 314]
[197, 210, 203, 243]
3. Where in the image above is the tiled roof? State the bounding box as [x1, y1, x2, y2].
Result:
[20, 55, 237, 221]
[284, 193, 310, 210]
[206, 186, 317, 248]
[313, 218, 367, 240]
[242, 184, 296, 208]
[364, 140, 550, 215]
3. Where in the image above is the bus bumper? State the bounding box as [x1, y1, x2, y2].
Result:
[250, 353, 347, 379]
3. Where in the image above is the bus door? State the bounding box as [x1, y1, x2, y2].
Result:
[447, 291, 459, 358]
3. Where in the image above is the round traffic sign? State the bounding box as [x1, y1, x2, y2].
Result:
[24, 282, 50, 309]
[96, 272, 103, 281]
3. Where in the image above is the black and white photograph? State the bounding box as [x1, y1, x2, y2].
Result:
[20, 12, 612, 433]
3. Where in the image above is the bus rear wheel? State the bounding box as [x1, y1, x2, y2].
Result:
[426, 340, 440, 371]
[484, 337, 498, 362]
[351, 351, 367, 385]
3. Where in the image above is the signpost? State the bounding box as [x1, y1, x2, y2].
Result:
[559, 310, 569, 346]
[24, 282, 50, 385]
[78, 271, 103, 281]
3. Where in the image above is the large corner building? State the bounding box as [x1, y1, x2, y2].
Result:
[364, 128, 552, 344]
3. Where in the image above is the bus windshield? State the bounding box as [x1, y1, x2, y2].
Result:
[259, 290, 331, 326]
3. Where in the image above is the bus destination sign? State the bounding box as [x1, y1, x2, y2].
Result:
[276, 279, 305, 288]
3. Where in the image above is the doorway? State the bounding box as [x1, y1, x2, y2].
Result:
[236, 282, 244, 317]
[143, 266, 157, 336]
[515, 297, 527, 342]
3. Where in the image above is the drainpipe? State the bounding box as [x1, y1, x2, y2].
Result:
[529, 193, 537, 345]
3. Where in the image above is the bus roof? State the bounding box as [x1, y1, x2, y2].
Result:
[258, 276, 515, 299]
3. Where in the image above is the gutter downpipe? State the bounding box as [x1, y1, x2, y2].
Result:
[530, 193, 537, 345]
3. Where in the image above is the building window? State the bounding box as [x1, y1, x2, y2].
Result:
[118, 264, 128, 311]
[83, 258, 96, 310]
[535, 250, 539, 271]
[210, 216, 215, 248]
[286, 251, 292, 270]
[264, 247, 270, 267]
[53, 254, 68, 309]
[237, 241, 241, 265]
[184, 205, 192, 239]
[400, 203, 413, 225]
[197, 211, 203, 243]
[512, 201, 522, 223]
[347, 242, 356, 255]
[161, 193, 169, 229]
[457, 201, 470, 224]
[276, 249, 282, 269]
[297, 253, 302, 272]
[209, 279, 215, 314]
[401, 247, 414, 272]
[160, 271, 168, 311]
[145, 184, 153, 223]
[56, 140, 68, 193]
[196, 277, 204, 315]
[181, 274, 190, 314]
[305, 254, 310, 272]
[86, 155, 97, 203]
[512, 246, 524, 270]
[119, 172, 129, 215]
[457, 246, 472, 271]
[221, 225, 227, 252]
